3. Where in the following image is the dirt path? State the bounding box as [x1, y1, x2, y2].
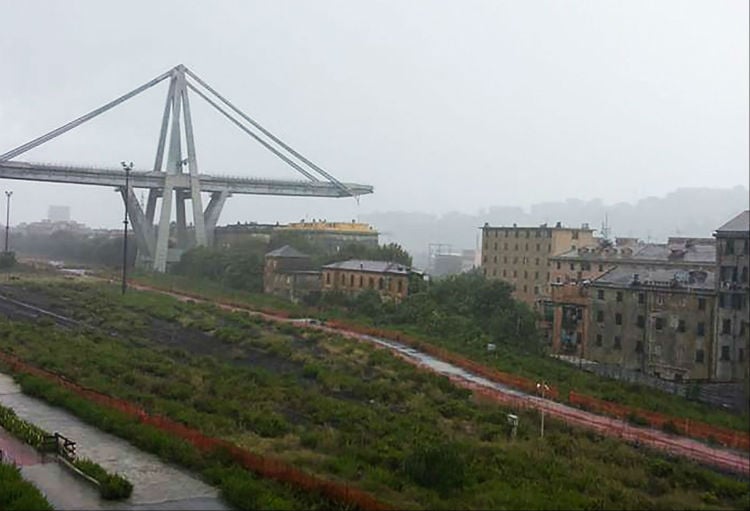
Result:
[125, 281, 750, 477]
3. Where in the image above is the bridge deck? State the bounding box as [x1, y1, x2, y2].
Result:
[0, 161, 373, 198]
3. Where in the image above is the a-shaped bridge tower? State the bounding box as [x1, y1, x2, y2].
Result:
[0, 64, 373, 271]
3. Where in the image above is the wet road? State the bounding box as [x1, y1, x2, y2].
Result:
[0, 373, 230, 511]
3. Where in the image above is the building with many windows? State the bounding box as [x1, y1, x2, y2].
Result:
[480, 222, 596, 305]
[585, 266, 716, 381]
[713, 210, 749, 384]
[321, 259, 413, 302]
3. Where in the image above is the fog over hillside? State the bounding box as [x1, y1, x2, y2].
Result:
[361, 186, 750, 267]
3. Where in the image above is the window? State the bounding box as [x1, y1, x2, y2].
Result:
[535, 257, 540, 265]
[526, 231, 530, 238]
[722, 319, 731, 335]
[492, 269, 496, 276]
[493, 256, 498, 264]
[598, 264, 604, 272]
[503, 256, 508, 263]
[725, 239, 735, 255]
[535, 271, 539, 279]
[502, 269, 507, 277]
[513, 270, 517, 277]
[614, 336, 621, 350]
[536, 244, 540, 252]
[482, 256, 487, 264]
[494, 242, 498, 250]
[596, 310, 604, 323]
[655, 318, 663, 330]
[505, 230, 509, 237]
[570, 263, 575, 271]
[359, 275, 364, 287]
[721, 346, 731, 361]
[677, 320, 686, 333]
[572, 231, 579, 240]
[534, 286, 539, 294]
[524, 270, 528, 278]
[556, 261, 561, 270]
[582, 262, 591, 271]
[742, 267, 748, 283]
[504, 243, 508, 250]
[525, 243, 529, 251]
[350, 274, 355, 286]
[615, 313, 622, 325]
[697, 322, 705, 336]
[739, 348, 745, 362]
[597, 290, 604, 300]
[340, 273, 345, 284]
[515, 230, 519, 238]
[397, 280, 403, 293]
[595, 334, 602, 347]
[378, 278, 384, 290]
[698, 298, 706, 311]
[636, 315, 644, 328]
[523, 285, 528, 292]
[638, 293, 645, 304]
[695, 349, 704, 363]
[616, 291, 623, 302]
[515, 244, 519, 251]
[635, 341, 643, 353]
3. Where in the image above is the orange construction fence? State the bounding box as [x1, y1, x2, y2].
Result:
[0, 350, 391, 511]
[568, 391, 750, 452]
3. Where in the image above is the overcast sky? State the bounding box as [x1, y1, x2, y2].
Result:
[0, 0, 747, 228]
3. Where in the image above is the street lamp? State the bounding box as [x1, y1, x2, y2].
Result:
[120, 161, 133, 295]
[536, 381, 550, 438]
[4, 191, 12, 253]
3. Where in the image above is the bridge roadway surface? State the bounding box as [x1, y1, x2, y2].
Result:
[0, 160, 373, 197]
[121, 281, 749, 477]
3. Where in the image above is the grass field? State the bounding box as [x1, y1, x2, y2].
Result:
[129, 271, 750, 432]
[0, 461, 53, 511]
[0, 277, 748, 510]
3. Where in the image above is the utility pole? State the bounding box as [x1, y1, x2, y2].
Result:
[4, 191, 12, 252]
[536, 381, 550, 438]
[121, 161, 133, 294]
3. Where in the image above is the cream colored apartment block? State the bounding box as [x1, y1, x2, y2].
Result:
[480, 223, 596, 306]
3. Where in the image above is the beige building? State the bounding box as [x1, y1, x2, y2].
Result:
[480, 222, 596, 305]
[321, 260, 412, 302]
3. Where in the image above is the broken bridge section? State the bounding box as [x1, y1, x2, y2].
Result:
[0, 64, 373, 272]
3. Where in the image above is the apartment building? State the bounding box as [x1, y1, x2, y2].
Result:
[549, 237, 715, 286]
[586, 266, 716, 381]
[480, 222, 596, 305]
[713, 210, 750, 383]
[321, 260, 412, 302]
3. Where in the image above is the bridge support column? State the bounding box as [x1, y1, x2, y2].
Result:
[119, 187, 156, 265]
[204, 190, 229, 247]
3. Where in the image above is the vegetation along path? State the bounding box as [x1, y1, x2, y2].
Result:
[129, 280, 750, 476]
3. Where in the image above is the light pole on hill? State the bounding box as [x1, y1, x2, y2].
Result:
[121, 161, 133, 295]
[536, 380, 550, 438]
[4, 191, 12, 253]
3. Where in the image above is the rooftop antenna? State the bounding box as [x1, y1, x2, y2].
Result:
[600, 213, 610, 241]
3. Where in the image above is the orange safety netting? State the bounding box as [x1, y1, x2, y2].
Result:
[568, 391, 750, 452]
[0, 350, 391, 511]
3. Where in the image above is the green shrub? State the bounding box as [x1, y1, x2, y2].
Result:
[73, 458, 133, 500]
[402, 442, 467, 494]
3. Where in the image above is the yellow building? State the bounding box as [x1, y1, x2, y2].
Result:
[480, 222, 596, 305]
[321, 260, 411, 302]
[281, 220, 378, 252]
